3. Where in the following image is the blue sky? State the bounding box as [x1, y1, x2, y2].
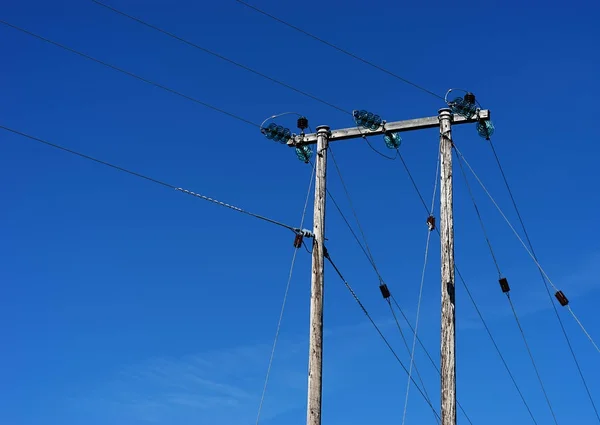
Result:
[1, 0, 599, 424]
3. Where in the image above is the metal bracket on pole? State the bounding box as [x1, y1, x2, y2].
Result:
[288, 110, 490, 147]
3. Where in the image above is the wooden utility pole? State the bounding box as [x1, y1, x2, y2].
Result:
[306, 125, 330, 425]
[291, 109, 488, 425]
[438, 108, 456, 425]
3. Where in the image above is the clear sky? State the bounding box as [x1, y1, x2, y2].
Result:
[1, 1, 599, 424]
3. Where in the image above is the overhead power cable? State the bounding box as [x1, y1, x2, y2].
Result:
[326, 149, 471, 425]
[91, 0, 351, 116]
[395, 147, 539, 424]
[255, 161, 316, 425]
[327, 149, 437, 415]
[324, 249, 441, 423]
[454, 267, 539, 425]
[454, 145, 600, 355]
[454, 143, 600, 422]
[401, 140, 440, 425]
[234, 0, 444, 100]
[0, 20, 260, 128]
[455, 146, 559, 425]
[0, 125, 299, 233]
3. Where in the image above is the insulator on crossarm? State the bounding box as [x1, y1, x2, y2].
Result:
[476, 120, 495, 140]
[383, 131, 401, 149]
[295, 145, 312, 163]
[261, 122, 292, 144]
[450, 96, 477, 118]
[353, 109, 382, 130]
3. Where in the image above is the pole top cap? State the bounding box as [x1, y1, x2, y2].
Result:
[316, 125, 330, 133]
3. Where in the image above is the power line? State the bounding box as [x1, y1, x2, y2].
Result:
[385, 298, 437, 424]
[454, 266, 539, 425]
[402, 228, 434, 425]
[455, 146, 559, 425]
[327, 148, 438, 422]
[396, 149, 431, 214]
[395, 145, 539, 424]
[0, 124, 299, 233]
[456, 142, 600, 422]
[328, 148, 476, 424]
[0, 20, 260, 128]
[506, 295, 560, 425]
[324, 248, 441, 423]
[455, 147, 502, 277]
[91, 0, 351, 116]
[402, 143, 440, 425]
[255, 161, 316, 425]
[455, 145, 600, 355]
[234, 0, 444, 100]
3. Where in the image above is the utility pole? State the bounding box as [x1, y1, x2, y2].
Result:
[288, 108, 489, 425]
[438, 108, 456, 425]
[306, 125, 329, 425]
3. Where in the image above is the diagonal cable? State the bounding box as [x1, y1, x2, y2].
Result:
[0, 20, 260, 128]
[1, 125, 298, 232]
[91, 0, 351, 116]
[455, 147, 559, 425]
[397, 148, 539, 424]
[455, 144, 600, 356]
[328, 147, 438, 419]
[401, 141, 440, 425]
[255, 161, 316, 425]
[324, 249, 441, 423]
[326, 148, 471, 425]
[457, 142, 600, 422]
[402, 229, 433, 425]
[234, 0, 444, 100]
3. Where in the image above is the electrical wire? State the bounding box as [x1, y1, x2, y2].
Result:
[255, 160, 316, 425]
[456, 142, 600, 422]
[455, 146, 559, 425]
[507, 294, 560, 425]
[455, 266, 539, 425]
[0, 125, 299, 233]
[324, 249, 441, 422]
[327, 147, 475, 424]
[328, 147, 438, 422]
[454, 145, 600, 357]
[402, 228, 433, 425]
[455, 151, 502, 277]
[234, 0, 445, 100]
[401, 143, 440, 425]
[396, 149, 431, 214]
[363, 134, 398, 160]
[0, 20, 260, 128]
[396, 143, 539, 424]
[91, 0, 351, 116]
[328, 147, 383, 281]
[385, 299, 437, 423]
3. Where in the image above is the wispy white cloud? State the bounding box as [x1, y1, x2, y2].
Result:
[68, 314, 421, 425]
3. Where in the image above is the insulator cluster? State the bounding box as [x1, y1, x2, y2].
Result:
[262, 122, 292, 143]
[353, 110, 382, 130]
[295, 145, 312, 163]
[383, 131, 401, 149]
[449, 93, 477, 118]
[476, 120, 495, 140]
